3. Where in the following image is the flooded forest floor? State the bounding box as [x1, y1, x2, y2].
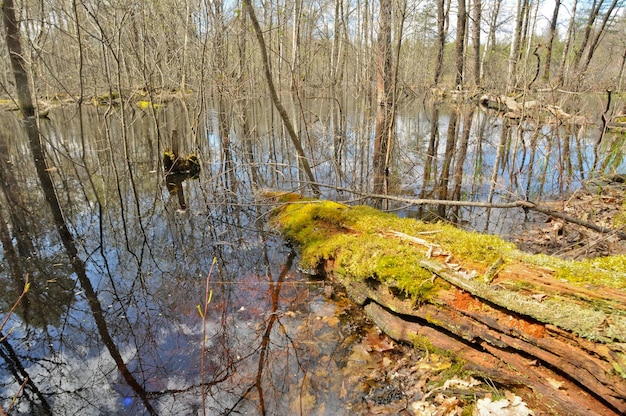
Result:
[516, 176, 626, 259]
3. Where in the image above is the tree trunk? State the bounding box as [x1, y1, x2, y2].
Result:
[579, 0, 620, 77]
[242, 0, 320, 196]
[543, 0, 560, 81]
[480, 0, 502, 81]
[507, 0, 527, 91]
[572, 0, 602, 76]
[434, 0, 447, 85]
[556, 0, 577, 86]
[471, 0, 481, 86]
[373, 0, 393, 199]
[454, 0, 467, 88]
[271, 198, 626, 416]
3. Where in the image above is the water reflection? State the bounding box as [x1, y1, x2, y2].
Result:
[0, 97, 623, 414]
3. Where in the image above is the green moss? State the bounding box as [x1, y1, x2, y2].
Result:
[136, 100, 164, 109]
[272, 198, 626, 323]
[612, 353, 626, 379]
[273, 200, 515, 302]
[522, 253, 626, 289]
[411, 334, 436, 353]
[273, 201, 439, 299]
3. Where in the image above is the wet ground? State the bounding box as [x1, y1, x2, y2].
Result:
[515, 175, 626, 259]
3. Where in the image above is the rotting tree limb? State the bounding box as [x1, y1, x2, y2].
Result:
[308, 181, 626, 240]
[271, 198, 626, 415]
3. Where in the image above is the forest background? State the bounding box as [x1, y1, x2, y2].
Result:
[1, 0, 625, 197]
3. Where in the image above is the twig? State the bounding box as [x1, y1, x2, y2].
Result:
[308, 182, 626, 240]
[199, 258, 216, 416]
[0, 275, 29, 341]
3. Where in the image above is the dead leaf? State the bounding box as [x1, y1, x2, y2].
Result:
[365, 332, 395, 352]
[476, 394, 534, 416]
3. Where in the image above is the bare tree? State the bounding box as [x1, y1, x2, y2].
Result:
[480, 0, 503, 81]
[543, 0, 561, 81]
[578, 0, 621, 77]
[434, 0, 448, 85]
[572, 0, 604, 74]
[373, 0, 394, 199]
[507, 0, 530, 91]
[556, 0, 578, 86]
[471, 0, 482, 86]
[454, 0, 467, 88]
[242, 0, 320, 196]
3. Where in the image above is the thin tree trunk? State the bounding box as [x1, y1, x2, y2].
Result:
[242, 0, 320, 196]
[579, 0, 620, 76]
[480, 0, 502, 81]
[507, 0, 526, 91]
[373, 0, 393, 200]
[434, 0, 446, 85]
[472, 0, 482, 86]
[454, 0, 467, 88]
[543, 0, 561, 81]
[572, 0, 602, 74]
[556, 0, 577, 86]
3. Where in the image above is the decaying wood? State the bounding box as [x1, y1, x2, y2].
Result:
[478, 94, 587, 124]
[271, 199, 626, 415]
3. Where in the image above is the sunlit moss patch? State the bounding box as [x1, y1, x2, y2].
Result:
[271, 198, 626, 307]
[136, 100, 164, 109]
[522, 253, 626, 289]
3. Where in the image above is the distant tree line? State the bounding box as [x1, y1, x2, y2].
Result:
[1, 0, 625, 104]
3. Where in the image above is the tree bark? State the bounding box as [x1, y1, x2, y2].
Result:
[556, 0, 577, 86]
[434, 0, 447, 85]
[373, 0, 393, 199]
[272, 198, 626, 416]
[507, 0, 528, 92]
[454, 0, 467, 88]
[471, 0, 481, 86]
[572, 0, 602, 76]
[543, 0, 560, 81]
[480, 0, 502, 81]
[579, 0, 620, 77]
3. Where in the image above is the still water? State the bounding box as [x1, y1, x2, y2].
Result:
[0, 96, 621, 414]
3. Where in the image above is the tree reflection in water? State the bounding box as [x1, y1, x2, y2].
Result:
[0, 106, 375, 415]
[0, 91, 617, 414]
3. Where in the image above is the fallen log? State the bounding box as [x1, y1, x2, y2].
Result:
[269, 195, 626, 415]
[478, 94, 587, 125]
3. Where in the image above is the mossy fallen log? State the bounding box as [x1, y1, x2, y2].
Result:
[269, 194, 626, 416]
[478, 94, 587, 125]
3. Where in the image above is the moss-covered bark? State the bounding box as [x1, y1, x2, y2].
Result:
[270, 195, 626, 416]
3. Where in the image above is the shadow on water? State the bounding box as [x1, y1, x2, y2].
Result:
[0, 96, 623, 414]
